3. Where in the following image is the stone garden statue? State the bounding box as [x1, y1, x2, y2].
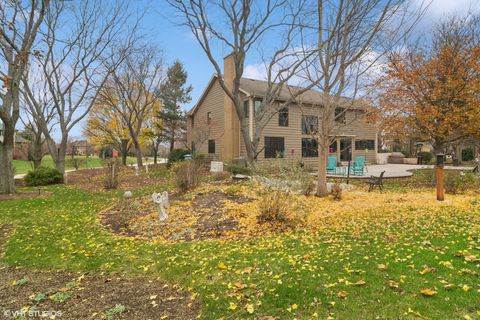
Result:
[152, 191, 169, 222]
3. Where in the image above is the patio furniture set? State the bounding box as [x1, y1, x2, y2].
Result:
[327, 155, 366, 176]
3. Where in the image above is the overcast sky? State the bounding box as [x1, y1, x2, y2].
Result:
[52, 0, 480, 139]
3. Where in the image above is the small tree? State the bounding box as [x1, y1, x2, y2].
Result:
[377, 15, 480, 154]
[157, 61, 191, 152]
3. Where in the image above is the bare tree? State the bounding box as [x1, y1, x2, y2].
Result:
[0, 0, 48, 194]
[98, 46, 164, 167]
[168, 0, 318, 165]
[294, 0, 427, 196]
[23, 0, 138, 173]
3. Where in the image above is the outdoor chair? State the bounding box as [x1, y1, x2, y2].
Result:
[368, 171, 385, 192]
[327, 156, 338, 174]
[350, 156, 365, 176]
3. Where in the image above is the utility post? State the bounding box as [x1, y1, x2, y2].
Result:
[436, 154, 445, 201]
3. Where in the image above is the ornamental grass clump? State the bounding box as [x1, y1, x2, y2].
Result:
[257, 189, 290, 223]
[173, 160, 202, 193]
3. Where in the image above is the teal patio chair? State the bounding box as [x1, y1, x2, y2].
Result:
[351, 156, 365, 175]
[327, 156, 338, 174]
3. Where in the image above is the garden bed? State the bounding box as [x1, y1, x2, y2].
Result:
[98, 185, 255, 241]
[65, 164, 169, 192]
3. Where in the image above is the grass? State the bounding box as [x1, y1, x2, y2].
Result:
[13, 155, 137, 175]
[0, 171, 479, 319]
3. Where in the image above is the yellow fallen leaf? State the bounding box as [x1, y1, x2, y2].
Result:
[227, 302, 237, 310]
[337, 291, 349, 299]
[246, 304, 254, 314]
[354, 280, 366, 286]
[462, 284, 470, 292]
[218, 262, 227, 270]
[420, 288, 437, 296]
[377, 264, 387, 271]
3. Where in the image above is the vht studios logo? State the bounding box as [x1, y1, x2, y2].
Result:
[3, 309, 63, 318]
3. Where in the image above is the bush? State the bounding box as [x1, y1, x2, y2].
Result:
[257, 189, 290, 223]
[462, 148, 474, 161]
[444, 171, 476, 194]
[173, 160, 202, 193]
[330, 183, 343, 201]
[226, 164, 251, 175]
[212, 171, 231, 181]
[168, 149, 190, 166]
[254, 158, 314, 195]
[24, 167, 63, 186]
[103, 158, 119, 190]
[418, 151, 433, 164]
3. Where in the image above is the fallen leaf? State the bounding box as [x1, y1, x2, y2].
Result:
[420, 288, 437, 297]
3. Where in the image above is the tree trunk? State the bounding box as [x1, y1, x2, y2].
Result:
[0, 138, 15, 194]
[120, 139, 129, 166]
[152, 142, 158, 164]
[44, 135, 67, 173]
[133, 139, 143, 167]
[316, 143, 328, 197]
[169, 137, 174, 152]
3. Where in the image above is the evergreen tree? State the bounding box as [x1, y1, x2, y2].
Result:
[157, 61, 192, 151]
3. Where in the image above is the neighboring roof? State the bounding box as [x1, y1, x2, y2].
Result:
[15, 134, 29, 143]
[188, 74, 363, 116]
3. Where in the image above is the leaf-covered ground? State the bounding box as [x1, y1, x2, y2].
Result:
[0, 176, 479, 319]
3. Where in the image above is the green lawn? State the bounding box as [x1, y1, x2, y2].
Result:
[13, 155, 137, 174]
[0, 176, 479, 318]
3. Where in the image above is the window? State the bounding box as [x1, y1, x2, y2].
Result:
[301, 115, 318, 134]
[278, 107, 288, 127]
[335, 107, 346, 124]
[208, 139, 215, 154]
[207, 112, 212, 124]
[355, 139, 375, 150]
[329, 141, 337, 153]
[243, 100, 249, 118]
[264, 137, 284, 158]
[302, 138, 318, 157]
[254, 98, 263, 116]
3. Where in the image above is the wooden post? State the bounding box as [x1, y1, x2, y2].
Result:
[436, 166, 444, 201]
[435, 154, 445, 201]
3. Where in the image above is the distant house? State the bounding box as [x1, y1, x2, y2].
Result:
[186, 54, 378, 166]
[67, 140, 93, 156]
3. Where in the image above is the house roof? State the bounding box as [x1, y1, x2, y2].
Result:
[188, 74, 364, 116]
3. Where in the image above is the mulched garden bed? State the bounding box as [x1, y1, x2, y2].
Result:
[99, 189, 253, 242]
[65, 164, 169, 192]
[0, 224, 200, 320]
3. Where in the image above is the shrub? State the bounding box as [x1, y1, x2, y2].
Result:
[444, 171, 476, 194]
[212, 171, 231, 181]
[173, 160, 202, 193]
[254, 158, 314, 195]
[24, 167, 63, 186]
[168, 149, 190, 166]
[103, 158, 119, 190]
[67, 157, 85, 170]
[462, 148, 474, 162]
[257, 189, 290, 223]
[226, 164, 251, 175]
[330, 183, 343, 201]
[418, 151, 433, 164]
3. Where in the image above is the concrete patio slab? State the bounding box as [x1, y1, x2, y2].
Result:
[326, 164, 475, 179]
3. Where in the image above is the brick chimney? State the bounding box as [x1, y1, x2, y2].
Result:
[222, 53, 240, 160]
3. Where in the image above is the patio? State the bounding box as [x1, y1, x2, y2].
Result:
[326, 163, 475, 179]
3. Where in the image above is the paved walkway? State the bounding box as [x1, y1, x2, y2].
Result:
[327, 163, 475, 179]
